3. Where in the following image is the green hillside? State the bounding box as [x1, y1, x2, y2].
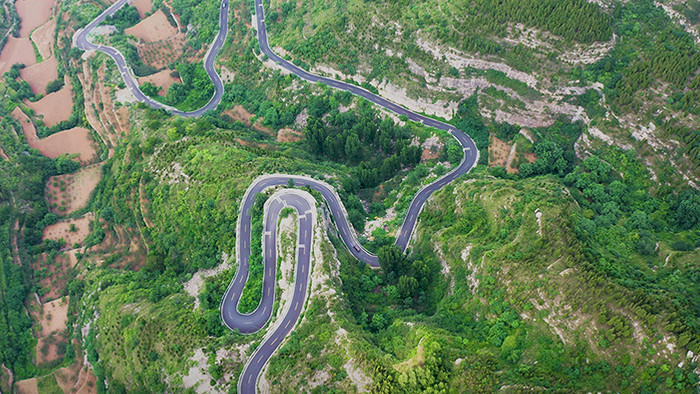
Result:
[0, 0, 698, 391]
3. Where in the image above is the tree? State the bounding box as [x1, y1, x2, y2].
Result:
[141, 82, 161, 98]
[397, 275, 418, 299]
[45, 78, 64, 94]
[673, 190, 700, 230]
[344, 133, 362, 162]
[264, 107, 279, 127]
[55, 154, 80, 174]
[378, 245, 410, 280]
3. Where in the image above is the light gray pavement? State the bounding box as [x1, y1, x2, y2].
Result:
[79, 0, 481, 392]
[73, 0, 229, 117]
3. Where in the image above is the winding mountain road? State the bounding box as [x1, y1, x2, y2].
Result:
[224, 1, 479, 392]
[73, 0, 229, 117]
[78, 0, 478, 392]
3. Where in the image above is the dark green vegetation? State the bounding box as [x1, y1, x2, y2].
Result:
[0, 0, 20, 52]
[108, 34, 157, 77]
[268, 0, 700, 181]
[576, 0, 700, 166]
[452, 94, 488, 165]
[237, 193, 268, 314]
[172, 0, 222, 48]
[75, 49, 449, 384]
[265, 0, 612, 77]
[333, 167, 699, 392]
[156, 63, 215, 111]
[103, 5, 140, 31]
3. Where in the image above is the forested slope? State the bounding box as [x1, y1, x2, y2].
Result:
[264, 0, 700, 186]
[1, 0, 698, 391]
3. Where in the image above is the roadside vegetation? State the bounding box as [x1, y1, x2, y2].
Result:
[1, 0, 698, 391]
[264, 0, 700, 182]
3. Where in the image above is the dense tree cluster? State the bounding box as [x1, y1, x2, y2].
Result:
[3, 65, 34, 101]
[160, 63, 215, 111]
[305, 96, 422, 191]
[427, 0, 613, 48]
[558, 149, 700, 352]
[172, 0, 221, 46]
[519, 120, 582, 177]
[238, 193, 268, 313]
[103, 5, 140, 31]
[378, 245, 437, 306]
[579, 0, 700, 165]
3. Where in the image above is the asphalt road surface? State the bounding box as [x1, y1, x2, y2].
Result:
[73, 0, 228, 117]
[252, 0, 478, 249]
[225, 1, 478, 392]
[80, 0, 479, 391]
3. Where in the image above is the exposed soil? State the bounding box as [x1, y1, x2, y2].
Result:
[137, 34, 186, 69]
[125, 9, 178, 43]
[223, 105, 273, 134]
[14, 377, 38, 394]
[45, 165, 101, 214]
[223, 105, 255, 125]
[20, 56, 58, 95]
[13, 106, 97, 163]
[75, 368, 97, 394]
[137, 69, 181, 95]
[131, 0, 154, 18]
[36, 332, 67, 365]
[36, 214, 93, 302]
[0, 364, 12, 393]
[0, 148, 9, 160]
[42, 214, 93, 247]
[0, 36, 36, 74]
[35, 296, 69, 336]
[276, 128, 302, 142]
[54, 344, 97, 394]
[87, 222, 147, 271]
[15, 0, 54, 37]
[31, 18, 57, 59]
[419, 135, 443, 161]
[31, 253, 71, 302]
[37, 127, 96, 163]
[25, 75, 73, 127]
[20, 340, 97, 394]
[489, 135, 511, 167]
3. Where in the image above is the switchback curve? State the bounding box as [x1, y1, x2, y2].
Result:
[73, 0, 229, 117]
[225, 2, 479, 392]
